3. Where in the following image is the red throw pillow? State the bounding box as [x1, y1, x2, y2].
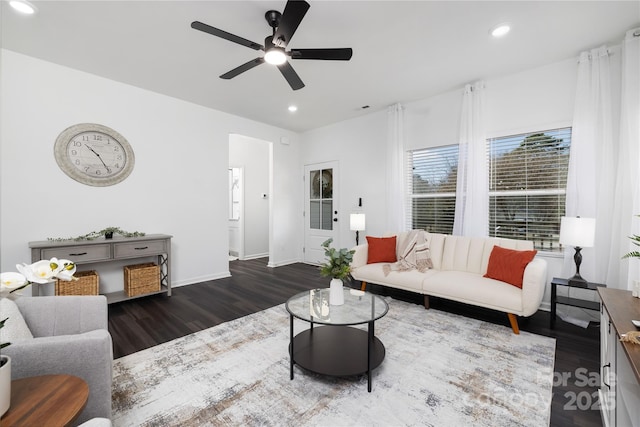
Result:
[366, 236, 397, 264]
[484, 245, 537, 288]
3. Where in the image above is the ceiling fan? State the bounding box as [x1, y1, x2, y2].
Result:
[191, 0, 353, 91]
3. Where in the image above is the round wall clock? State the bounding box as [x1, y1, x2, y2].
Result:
[54, 123, 135, 187]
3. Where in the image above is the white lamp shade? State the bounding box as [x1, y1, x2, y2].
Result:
[559, 217, 596, 248]
[350, 213, 366, 231]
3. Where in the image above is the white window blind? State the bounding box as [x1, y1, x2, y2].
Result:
[406, 145, 459, 234]
[487, 128, 571, 251]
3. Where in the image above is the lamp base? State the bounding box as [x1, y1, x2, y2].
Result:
[568, 274, 589, 288]
[568, 246, 589, 288]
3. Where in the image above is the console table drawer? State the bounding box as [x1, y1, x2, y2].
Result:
[42, 244, 111, 263]
[114, 240, 167, 258]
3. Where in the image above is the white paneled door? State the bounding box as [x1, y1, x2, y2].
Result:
[304, 162, 339, 264]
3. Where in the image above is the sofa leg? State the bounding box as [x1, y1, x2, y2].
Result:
[423, 295, 430, 309]
[507, 313, 520, 334]
[360, 281, 367, 291]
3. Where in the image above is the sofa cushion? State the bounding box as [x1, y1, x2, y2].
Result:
[0, 298, 34, 343]
[484, 245, 537, 288]
[423, 271, 524, 314]
[366, 236, 397, 264]
[352, 263, 435, 292]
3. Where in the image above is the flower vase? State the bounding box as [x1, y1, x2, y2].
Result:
[329, 278, 344, 306]
[0, 355, 11, 417]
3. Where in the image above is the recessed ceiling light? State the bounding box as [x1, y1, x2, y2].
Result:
[491, 23, 511, 38]
[288, 105, 298, 113]
[9, 0, 37, 14]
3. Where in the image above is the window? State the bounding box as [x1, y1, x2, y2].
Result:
[406, 145, 459, 234]
[487, 128, 571, 251]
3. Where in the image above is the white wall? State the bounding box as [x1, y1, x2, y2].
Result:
[229, 134, 270, 260]
[0, 49, 302, 294]
[301, 57, 585, 310]
[301, 111, 388, 250]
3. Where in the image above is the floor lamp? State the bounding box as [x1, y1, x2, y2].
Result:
[350, 213, 366, 245]
[559, 216, 596, 287]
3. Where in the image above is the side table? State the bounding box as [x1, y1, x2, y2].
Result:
[1, 374, 89, 426]
[550, 277, 606, 328]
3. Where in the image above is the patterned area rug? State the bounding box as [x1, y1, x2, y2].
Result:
[112, 298, 555, 426]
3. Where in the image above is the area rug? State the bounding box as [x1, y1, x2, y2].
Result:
[112, 297, 555, 426]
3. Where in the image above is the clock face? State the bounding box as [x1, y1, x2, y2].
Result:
[54, 124, 135, 186]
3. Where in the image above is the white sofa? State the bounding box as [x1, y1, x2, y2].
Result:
[350, 232, 547, 334]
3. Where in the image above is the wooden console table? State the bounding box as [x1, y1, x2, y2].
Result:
[1, 374, 88, 426]
[29, 234, 172, 304]
[598, 287, 640, 427]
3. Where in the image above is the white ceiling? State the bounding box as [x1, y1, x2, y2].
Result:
[2, 1, 638, 132]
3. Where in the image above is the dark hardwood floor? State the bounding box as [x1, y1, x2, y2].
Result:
[108, 258, 602, 427]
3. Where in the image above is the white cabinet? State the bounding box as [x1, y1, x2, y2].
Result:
[600, 307, 617, 427]
[617, 341, 640, 426]
[599, 288, 640, 427]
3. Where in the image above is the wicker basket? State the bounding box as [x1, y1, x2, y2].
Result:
[124, 263, 160, 297]
[55, 270, 99, 296]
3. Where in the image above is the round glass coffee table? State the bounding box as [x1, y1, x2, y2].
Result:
[286, 288, 389, 392]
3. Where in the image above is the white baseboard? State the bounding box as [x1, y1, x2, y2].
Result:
[172, 272, 231, 288]
[267, 258, 301, 268]
[242, 253, 268, 261]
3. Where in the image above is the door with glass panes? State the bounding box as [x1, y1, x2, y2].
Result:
[304, 162, 339, 264]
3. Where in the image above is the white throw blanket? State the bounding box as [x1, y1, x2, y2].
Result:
[383, 230, 433, 276]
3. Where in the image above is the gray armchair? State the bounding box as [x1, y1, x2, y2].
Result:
[3, 296, 113, 425]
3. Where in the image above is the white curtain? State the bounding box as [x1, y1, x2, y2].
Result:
[565, 31, 640, 290]
[453, 81, 488, 237]
[606, 29, 640, 289]
[386, 103, 406, 231]
[564, 46, 615, 285]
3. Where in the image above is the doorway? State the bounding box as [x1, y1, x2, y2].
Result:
[228, 166, 243, 260]
[229, 134, 272, 264]
[304, 161, 339, 264]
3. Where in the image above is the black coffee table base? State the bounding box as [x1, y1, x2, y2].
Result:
[290, 324, 385, 392]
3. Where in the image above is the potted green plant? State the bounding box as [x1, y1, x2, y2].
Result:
[319, 238, 355, 306]
[622, 217, 640, 260]
[622, 215, 640, 296]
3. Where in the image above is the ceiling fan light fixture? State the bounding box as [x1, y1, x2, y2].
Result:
[9, 0, 37, 14]
[491, 23, 511, 38]
[264, 48, 287, 65]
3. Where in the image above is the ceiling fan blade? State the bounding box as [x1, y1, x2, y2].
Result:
[277, 61, 305, 90]
[191, 21, 263, 51]
[272, 0, 310, 48]
[220, 58, 265, 79]
[290, 48, 353, 61]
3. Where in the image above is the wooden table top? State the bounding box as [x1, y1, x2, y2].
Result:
[0, 374, 89, 427]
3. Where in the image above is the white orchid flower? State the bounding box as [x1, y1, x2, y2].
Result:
[54, 259, 77, 281]
[4, 258, 78, 293]
[0, 272, 27, 290]
[17, 259, 57, 284]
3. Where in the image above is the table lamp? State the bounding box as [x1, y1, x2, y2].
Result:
[559, 216, 596, 287]
[350, 213, 366, 245]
